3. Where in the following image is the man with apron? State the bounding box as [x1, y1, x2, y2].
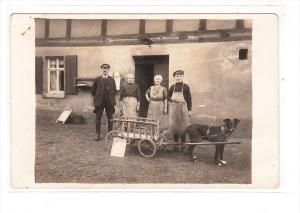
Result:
[167, 70, 192, 148]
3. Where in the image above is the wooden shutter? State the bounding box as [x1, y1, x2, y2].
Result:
[65, 55, 78, 94]
[35, 56, 43, 94]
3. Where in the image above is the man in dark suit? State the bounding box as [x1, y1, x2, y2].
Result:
[91, 64, 117, 141]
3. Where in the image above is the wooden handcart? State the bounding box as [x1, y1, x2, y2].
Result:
[105, 116, 241, 158]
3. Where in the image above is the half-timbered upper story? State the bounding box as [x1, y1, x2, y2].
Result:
[35, 19, 251, 47]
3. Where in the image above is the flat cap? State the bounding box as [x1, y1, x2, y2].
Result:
[173, 69, 184, 77]
[100, 63, 110, 69]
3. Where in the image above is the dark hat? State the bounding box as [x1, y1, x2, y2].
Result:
[173, 70, 184, 77]
[100, 63, 110, 69]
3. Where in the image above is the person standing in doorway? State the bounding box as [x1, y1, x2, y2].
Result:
[119, 73, 141, 117]
[167, 70, 192, 147]
[91, 64, 117, 141]
[145, 74, 168, 130]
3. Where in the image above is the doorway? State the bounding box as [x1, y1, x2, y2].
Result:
[133, 55, 169, 117]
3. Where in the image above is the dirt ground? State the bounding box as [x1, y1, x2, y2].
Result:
[35, 110, 251, 184]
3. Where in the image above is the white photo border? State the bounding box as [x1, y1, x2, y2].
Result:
[1, 0, 300, 213]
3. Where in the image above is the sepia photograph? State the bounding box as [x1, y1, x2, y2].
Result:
[3, 1, 299, 212]
[34, 17, 252, 184]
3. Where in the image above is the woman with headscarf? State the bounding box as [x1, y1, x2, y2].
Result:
[145, 75, 168, 130]
[167, 70, 192, 145]
[119, 73, 141, 117]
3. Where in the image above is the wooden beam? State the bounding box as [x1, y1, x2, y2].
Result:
[45, 19, 49, 39]
[36, 28, 252, 47]
[236, 20, 244, 30]
[139, 19, 145, 34]
[36, 33, 252, 47]
[165, 141, 241, 146]
[38, 28, 251, 41]
[199, 19, 207, 31]
[166, 20, 173, 33]
[66, 19, 72, 40]
[101, 19, 107, 37]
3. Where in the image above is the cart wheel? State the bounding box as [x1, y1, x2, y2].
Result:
[138, 139, 157, 158]
[104, 130, 124, 153]
[105, 130, 122, 143]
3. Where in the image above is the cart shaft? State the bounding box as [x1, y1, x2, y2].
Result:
[161, 141, 241, 146]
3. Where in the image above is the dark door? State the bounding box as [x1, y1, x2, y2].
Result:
[135, 63, 154, 117]
[133, 55, 169, 117]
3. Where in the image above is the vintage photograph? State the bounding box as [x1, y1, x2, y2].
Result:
[34, 18, 252, 184]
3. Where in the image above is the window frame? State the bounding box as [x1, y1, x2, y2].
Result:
[45, 56, 65, 98]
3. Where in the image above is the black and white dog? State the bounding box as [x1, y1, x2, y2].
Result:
[185, 119, 240, 165]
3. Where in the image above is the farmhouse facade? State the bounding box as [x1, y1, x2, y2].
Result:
[35, 19, 252, 134]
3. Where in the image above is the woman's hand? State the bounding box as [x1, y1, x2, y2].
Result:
[188, 111, 192, 124]
[145, 95, 150, 103]
[136, 103, 140, 112]
[119, 101, 124, 115]
[163, 107, 168, 114]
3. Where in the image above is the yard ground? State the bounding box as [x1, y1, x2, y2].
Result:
[35, 110, 251, 184]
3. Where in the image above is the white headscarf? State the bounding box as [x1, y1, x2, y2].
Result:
[154, 74, 163, 82]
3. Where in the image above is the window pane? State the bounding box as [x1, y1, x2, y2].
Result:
[50, 59, 57, 68]
[50, 71, 57, 91]
[59, 58, 64, 68]
[59, 71, 64, 91]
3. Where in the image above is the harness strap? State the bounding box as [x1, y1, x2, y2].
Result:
[190, 125, 233, 142]
[206, 125, 227, 139]
[206, 126, 210, 136]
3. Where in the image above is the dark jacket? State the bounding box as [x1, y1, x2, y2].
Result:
[167, 82, 192, 111]
[119, 83, 141, 102]
[91, 76, 116, 107]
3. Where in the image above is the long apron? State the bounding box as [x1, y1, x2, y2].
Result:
[168, 86, 189, 134]
[147, 86, 167, 130]
[122, 97, 138, 117]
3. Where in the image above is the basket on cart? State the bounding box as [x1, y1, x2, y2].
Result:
[105, 116, 160, 158]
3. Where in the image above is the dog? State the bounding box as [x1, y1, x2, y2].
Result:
[185, 119, 240, 165]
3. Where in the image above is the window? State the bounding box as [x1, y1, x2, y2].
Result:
[35, 55, 78, 97]
[239, 49, 248, 60]
[47, 56, 65, 97]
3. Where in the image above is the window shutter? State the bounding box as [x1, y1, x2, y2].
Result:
[35, 56, 43, 94]
[65, 55, 78, 94]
